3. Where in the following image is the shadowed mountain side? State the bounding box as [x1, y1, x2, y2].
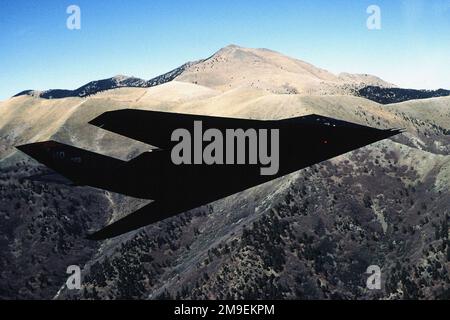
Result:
[358, 86, 450, 105]
[13, 61, 199, 99]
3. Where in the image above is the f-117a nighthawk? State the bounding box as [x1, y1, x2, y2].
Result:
[16, 110, 401, 240]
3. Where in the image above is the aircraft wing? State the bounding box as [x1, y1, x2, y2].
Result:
[89, 109, 269, 148]
[86, 201, 191, 240]
[18, 110, 403, 240]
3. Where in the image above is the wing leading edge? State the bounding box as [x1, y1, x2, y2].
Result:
[89, 109, 268, 149]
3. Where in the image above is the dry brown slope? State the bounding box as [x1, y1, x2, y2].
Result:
[1, 73, 448, 300]
[176, 45, 394, 95]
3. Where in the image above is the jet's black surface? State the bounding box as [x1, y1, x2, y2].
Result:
[16, 110, 402, 240]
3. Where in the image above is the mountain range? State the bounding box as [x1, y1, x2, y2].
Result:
[0, 45, 448, 300]
[12, 45, 450, 104]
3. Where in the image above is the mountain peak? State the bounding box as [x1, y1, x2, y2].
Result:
[175, 45, 400, 95]
[224, 44, 242, 49]
[112, 74, 130, 82]
[16, 45, 442, 103]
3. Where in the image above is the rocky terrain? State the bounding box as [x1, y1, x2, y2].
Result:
[13, 61, 197, 100]
[358, 86, 450, 105]
[0, 45, 448, 300]
[15, 45, 449, 105]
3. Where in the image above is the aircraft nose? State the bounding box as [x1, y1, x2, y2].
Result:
[316, 125, 403, 152]
[352, 127, 403, 145]
[358, 127, 403, 142]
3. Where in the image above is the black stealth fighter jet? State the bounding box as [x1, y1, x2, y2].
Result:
[16, 110, 401, 240]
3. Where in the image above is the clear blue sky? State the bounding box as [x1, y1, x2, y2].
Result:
[1, 0, 449, 100]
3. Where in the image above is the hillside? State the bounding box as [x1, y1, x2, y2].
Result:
[12, 61, 198, 100]
[175, 45, 396, 96]
[13, 45, 450, 104]
[11, 45, 401, 101]
[0, 46, 448, 300]
[358, 86, 450, 104]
